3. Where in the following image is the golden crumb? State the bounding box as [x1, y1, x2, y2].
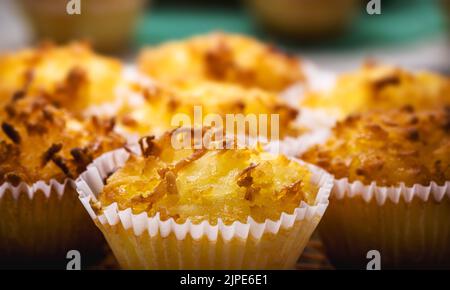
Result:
[138, 32, 304, 92]
[302, 64, 450, 119]
[0, 42, 122, 113]
[100, 130, 315, 224]
[301, 106, 450, 187]
[0, 96, 125, 184]
[117, 79, 299, 138]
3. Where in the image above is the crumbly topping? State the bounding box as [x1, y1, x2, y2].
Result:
[0, 42, 122, 114]
[0, 95, 125, 184]
[302, 63, 450, 119]
[301, 106, 450, 187]
[100, 130, 315, 224]
[138, 32, 304, 92]
[118, 80, 299, 138]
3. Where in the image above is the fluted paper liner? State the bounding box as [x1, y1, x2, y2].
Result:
[332, 178, 450, 205]
[0, 178, 105, 267]
[319, 175, 450, 269]
[76, 148, 333, 269]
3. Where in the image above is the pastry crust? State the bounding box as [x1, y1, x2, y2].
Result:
[302, 63, 450, 119]
[99, 130, 315, 224]
[301, 106, 450, 187]
[118, 79, 299, 138]
[138, 32, 304, 92]
[0, 42, 122, 113]
[0, 95, 125, 184]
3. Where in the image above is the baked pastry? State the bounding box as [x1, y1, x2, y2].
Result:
[0, 42, 122, 114]
[137, 32, 304, 92]
[77, 129, 333, 269]
[100, 131, 315, 224]
[0, 95, 125, 267]
[0, 95, 125, 184]
[117, 79, 299, 138]
[19, 0, 145, 53]
[247, 0, 358, 39]
[302, 106, 450, 186]
[301, 63, 450, 122]
[301, 106, 450, 269]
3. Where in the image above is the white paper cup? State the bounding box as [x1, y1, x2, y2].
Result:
[0, 178, 105, 268]
[76, 147, 333, 269]
[319, 176, 450, 269]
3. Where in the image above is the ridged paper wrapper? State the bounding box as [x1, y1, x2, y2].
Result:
[0, 179, 105, 268]
[76, 148, 333, 269]
[319, 177, 450, 269]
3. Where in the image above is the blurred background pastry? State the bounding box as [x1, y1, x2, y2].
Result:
[246, 0, 359, 40]
[1, 0, 448, 72]
[18, 0, 147, 53]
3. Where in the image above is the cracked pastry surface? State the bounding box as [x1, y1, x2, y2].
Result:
[99, 130, 316, 224]
[137, 32, 304, 92]
[301, 106, 450, 187]
[302, 63, 450, 120]
[0, 95, 125, 184]
[117, 79, 300, 138]
[0, 42, 122, 113]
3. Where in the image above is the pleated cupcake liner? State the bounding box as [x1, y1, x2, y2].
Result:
[0, 178, 105, 268]
[333, 178, 450, 204]
[319, 176, 450, 269]
[76, 147, 333, 269]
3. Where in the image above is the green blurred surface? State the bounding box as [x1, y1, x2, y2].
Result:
[135, 0, 446, 51]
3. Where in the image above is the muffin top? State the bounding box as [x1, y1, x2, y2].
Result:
[137, 32, 304, 92]
[0, 95, 125, 184]
[0, 42, 122, 113]
[99, 130, 315, 224]
[302, 63, 450, 119]
[118, 79, 299, 138]
[301, 106, 450, 187]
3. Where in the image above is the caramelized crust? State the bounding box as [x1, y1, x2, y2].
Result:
[0, 96, 125, 184]
[138, 33, 304, 92]
[301, 106, 450, 187]
[118, 79, 299, 138]
[302, 63, 450, 119]
[100, 130, 315, 224]
[0, 42, 122, 113]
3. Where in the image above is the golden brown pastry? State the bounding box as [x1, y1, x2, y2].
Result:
[0, 42, 122, 113]
[301, 106, 450, 186]
[99, 130, 315, 224]
[302, 63, 450, 120]
[117, 79, 299, 138]
[0, 95, 125, 184]
[138, 32, 304, 92]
